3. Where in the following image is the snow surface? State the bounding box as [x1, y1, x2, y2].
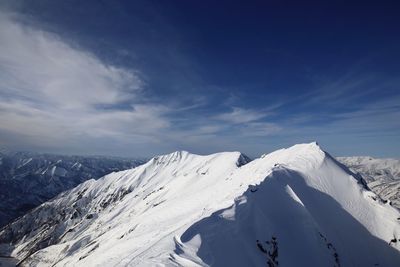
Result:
[0, 143, 399, 266]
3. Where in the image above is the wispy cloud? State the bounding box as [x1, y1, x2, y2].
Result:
[215, 107, 270, 124]
[239, 122, 282, 137]
[0, 14, 142, 108]
[0, 12, 174, 154]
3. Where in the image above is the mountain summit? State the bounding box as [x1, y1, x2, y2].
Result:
[0, 143, 399, 266]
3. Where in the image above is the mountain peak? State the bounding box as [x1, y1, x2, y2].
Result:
[289, 141, 322, 151]
[258, 142, 326, 172]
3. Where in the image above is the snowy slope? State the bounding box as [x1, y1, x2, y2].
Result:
[0, 151, 145, 227]
[338, 156, 400, 210]
[0, 143, 399, 266]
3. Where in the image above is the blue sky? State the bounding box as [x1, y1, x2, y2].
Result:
[0, 1, 399, 158]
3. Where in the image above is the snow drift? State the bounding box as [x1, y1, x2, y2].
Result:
[0, 143, 399, 266]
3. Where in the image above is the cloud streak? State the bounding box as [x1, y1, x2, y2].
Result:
[215, 107, 270, 124]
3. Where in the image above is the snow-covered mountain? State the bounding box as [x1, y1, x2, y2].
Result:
[0, 151, 145, 227]
[338, 156, 400, 210]
[0, 143, 399, 266]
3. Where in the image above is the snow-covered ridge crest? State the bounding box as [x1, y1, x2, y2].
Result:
[150, 150, 250, 167]
[0, 142, 399, 266]
[152, 150, 191, 164]
[260, 141, 326, 171]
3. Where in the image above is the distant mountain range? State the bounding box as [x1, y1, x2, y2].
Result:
[0, 143, 398, 266]
[337, 156, 400, 210]
[0, 151, 145, 227]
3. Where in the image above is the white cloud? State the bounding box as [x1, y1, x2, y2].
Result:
[0, 12, 173, 154]
[0, 14, 142, 109]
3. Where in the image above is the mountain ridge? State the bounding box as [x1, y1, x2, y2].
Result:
[0, 151, 145, 227]
[1, 143, 399, 266]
